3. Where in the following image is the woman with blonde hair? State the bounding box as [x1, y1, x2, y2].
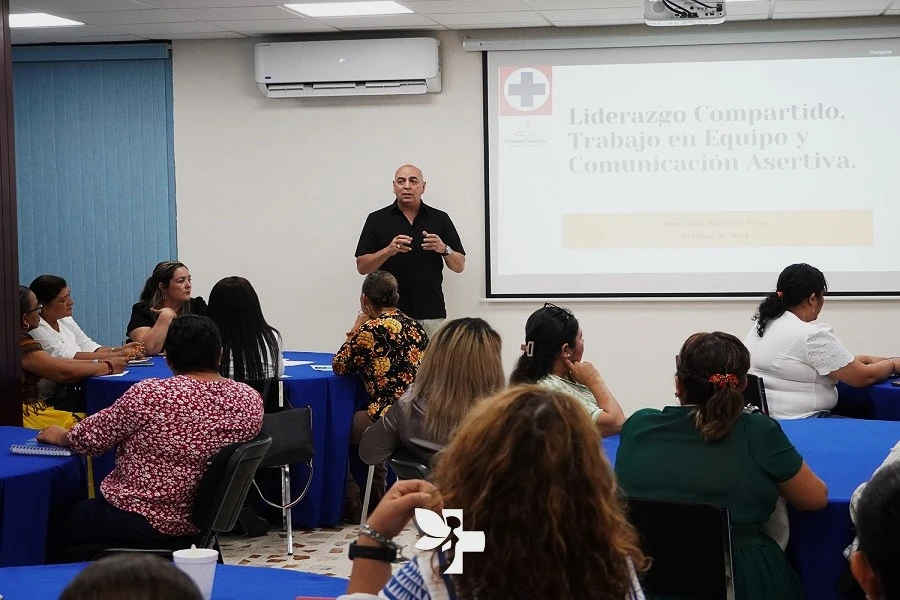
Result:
[360, 317, 504, 466]
[337, 385, 646, 600]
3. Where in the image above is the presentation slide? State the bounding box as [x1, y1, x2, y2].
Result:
[485, 37, 900, 297]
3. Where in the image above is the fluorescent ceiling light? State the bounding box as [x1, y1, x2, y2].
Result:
[284, 2, 413, 18]
[9, 13, 84, 28]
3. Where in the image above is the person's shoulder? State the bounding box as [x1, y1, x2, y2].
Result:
[130, 300, 151, 312]
[369, 202, 397, 217]
[739, 411, 786, 436]
[422, 201, 453, 219]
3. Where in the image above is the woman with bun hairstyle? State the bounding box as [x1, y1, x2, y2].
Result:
[334, 270, 428, 519]
[744, 263, 897, 419]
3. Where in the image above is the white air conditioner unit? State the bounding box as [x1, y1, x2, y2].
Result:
[254, 38, 441, 98]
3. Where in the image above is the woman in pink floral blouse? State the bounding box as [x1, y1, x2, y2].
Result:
[38, 314, 263, 554]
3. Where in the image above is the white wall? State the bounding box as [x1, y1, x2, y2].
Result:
[171, 30, 900, 416]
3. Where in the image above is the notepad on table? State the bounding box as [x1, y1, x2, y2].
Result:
[9, 438, 73, 457]
[127, 357, 154, 366]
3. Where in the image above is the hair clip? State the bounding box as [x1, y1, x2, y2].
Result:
[709, 373, 739, 389]
[520, 341, 534, 357]
[776, 291, 783, 298]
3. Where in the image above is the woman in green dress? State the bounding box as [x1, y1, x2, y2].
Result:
[615, 331, 828, 600]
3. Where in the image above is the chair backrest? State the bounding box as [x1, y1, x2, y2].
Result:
[192, 433, 272, 542]
[743, 374, 769, 415]
[388, 448, 431, 480]
[241, 378, 283, 413]
[259, 407, 315, 469]
[627, 497, 735, 600]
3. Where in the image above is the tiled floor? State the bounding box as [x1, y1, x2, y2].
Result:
[219, 522, 420, 579]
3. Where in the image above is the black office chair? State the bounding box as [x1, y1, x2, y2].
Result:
[72, 433, 273, 562]
[251, 407, 314, 555]
[388, 448, 431, 480]
[743, 373, 769, 415]
[627, 497, 735, 600]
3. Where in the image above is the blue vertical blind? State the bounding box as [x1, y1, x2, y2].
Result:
[13, 44, 176, 346]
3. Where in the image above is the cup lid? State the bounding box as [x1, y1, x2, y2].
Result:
[173, 547, 219, 563]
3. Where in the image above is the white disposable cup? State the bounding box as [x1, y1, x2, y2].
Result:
[173, 547, 219, 600]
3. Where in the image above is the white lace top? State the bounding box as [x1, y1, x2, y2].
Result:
[743, 311, 854, 419]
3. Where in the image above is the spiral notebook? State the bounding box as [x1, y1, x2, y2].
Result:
[9, 438, 73, 457]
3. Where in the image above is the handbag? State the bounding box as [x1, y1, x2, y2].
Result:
[49, 382, 87, 413]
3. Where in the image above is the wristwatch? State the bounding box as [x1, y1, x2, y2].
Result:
[348, 541, 397, 563]
[442, 245, 453, 256]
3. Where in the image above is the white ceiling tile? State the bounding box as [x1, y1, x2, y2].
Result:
[773, 9, 884, 17]
[9, 23, 123, 37]
[526, 0, 641, 8]
[316, 13, 439, 27]
[400, 0, 532, 13]
[142, 0, 277, 8]
[9, 32, 41, 44]
[209, 17, 338, 31]
[165, 30, 247, 37]
[11, 0, 157, 11]
[164, 5, 300, 20]
[338, 23, 446, 29]
[430, 10, 547, 25]
[56, 9, 192, 25]
[542, 6, 643, 21]
[115, 20, 229, 34]
[551, 17, 644, 25]
[774, 0, 886, 13]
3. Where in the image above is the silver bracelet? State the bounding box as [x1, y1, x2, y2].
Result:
[358, 524, 405, 558]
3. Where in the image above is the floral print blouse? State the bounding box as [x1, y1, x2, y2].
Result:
[333, 308, 428, 419]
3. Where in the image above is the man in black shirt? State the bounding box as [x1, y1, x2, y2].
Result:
[355, 164, 465, 338]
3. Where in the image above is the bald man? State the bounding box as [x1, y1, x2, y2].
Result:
[355, 165, 465, 338]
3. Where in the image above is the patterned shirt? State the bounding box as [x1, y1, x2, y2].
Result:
[333, 308, 428, 419]
[67, 376, 263, 535]
[537, 374, 604, 422]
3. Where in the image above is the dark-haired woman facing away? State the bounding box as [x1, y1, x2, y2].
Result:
[615, 331, 828, 600]
[127, 261, 207, 356]
[207, 276, 283, 381]
[510, 303, 625, 436]
[38, 315, 263, 552]
[744, 263, 897, 419]
[851, 462, 900, 600]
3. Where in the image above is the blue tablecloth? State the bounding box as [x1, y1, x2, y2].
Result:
[83, 352, 363, 528]
[602, 418, 900, 600]
[0, 427, 86, 567]
[0, 563, 348, 600]
[836, 378, 900, 420]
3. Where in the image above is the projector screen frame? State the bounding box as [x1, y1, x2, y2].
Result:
[481, 27, 900, 301]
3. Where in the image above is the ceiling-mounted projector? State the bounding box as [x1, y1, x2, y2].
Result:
[644, 0, 725, 26]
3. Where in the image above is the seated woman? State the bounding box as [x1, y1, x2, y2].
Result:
[850, 462, 900, 600]
[615, 331, 828, 600]
[744, 263, 897, 419]
[127, 261, 207, 356]
[333, 270, 428, 517]
[509, 303, 625, 436]
[207, 276, 283, 381]
[29, 275, 143, 411]
[19, 286, 128, 429]
[38, 315, 263, 553]
[338, 385, 646, 600]
[359, 317, 505, 467]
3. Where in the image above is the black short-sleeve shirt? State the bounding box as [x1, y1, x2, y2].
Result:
[355, 201, 465, 320]
[126, 297, 208, 340]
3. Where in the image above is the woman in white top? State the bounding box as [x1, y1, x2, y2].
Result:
[29, 275, 144, 407]
[29, 275, 144, 361]
[744, 263, 897, 419]
[509, 303, 624, 436]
